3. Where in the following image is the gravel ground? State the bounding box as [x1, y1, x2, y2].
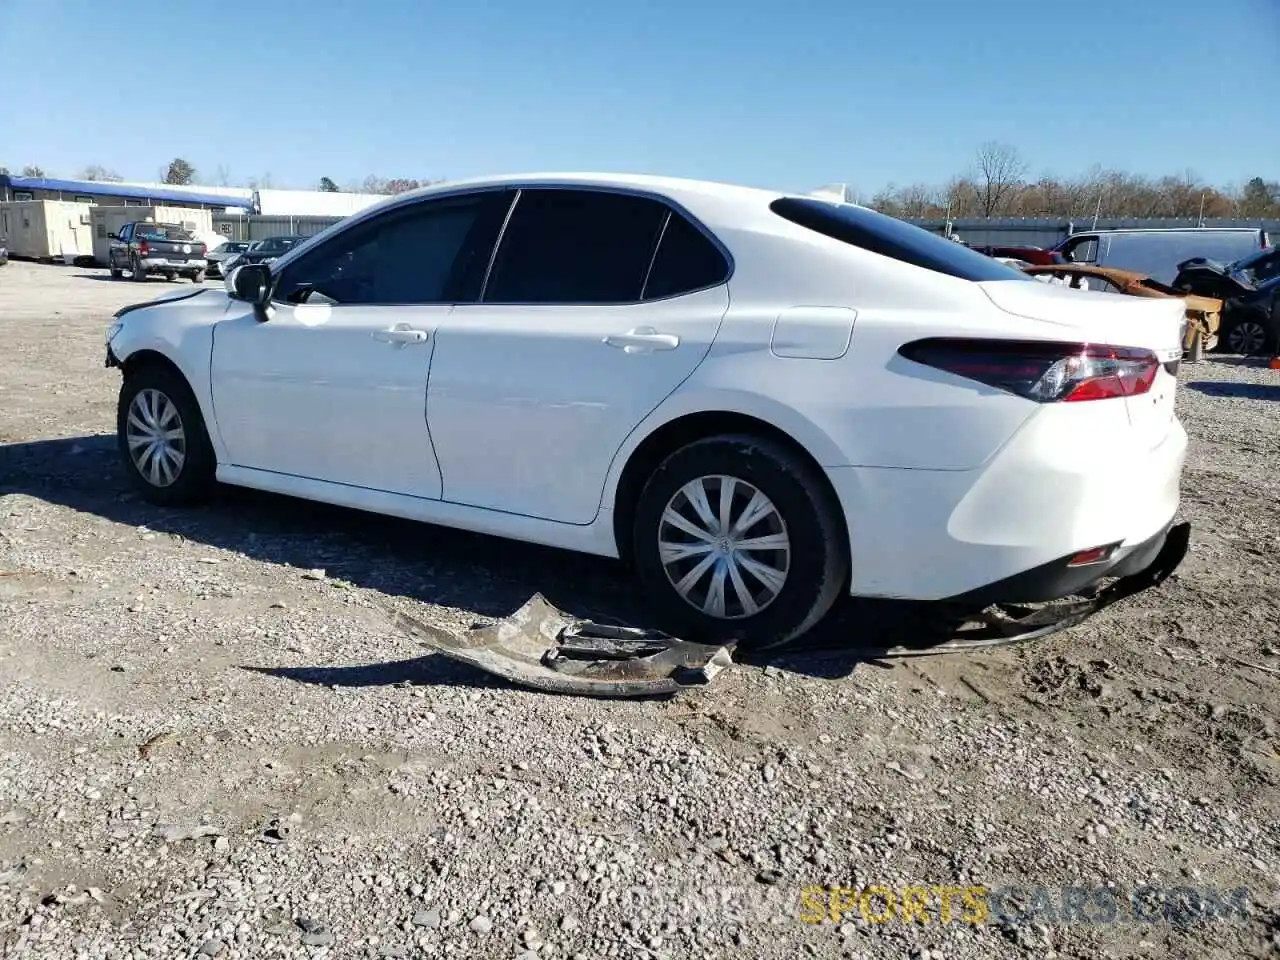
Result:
[1, 260, 1278, 960]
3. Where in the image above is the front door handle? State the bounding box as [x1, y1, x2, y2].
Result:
[602, 326, 680, 353]
[372, 324, 429, 345]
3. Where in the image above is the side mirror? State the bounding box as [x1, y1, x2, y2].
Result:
[227, 263, 273, 308]
[107, 232, 118, 240]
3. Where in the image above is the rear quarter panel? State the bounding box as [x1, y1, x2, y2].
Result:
[656, 209, 1043, 471]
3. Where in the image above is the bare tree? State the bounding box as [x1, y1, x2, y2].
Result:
[81, 164, 122, 182]
[214, 164, 232, 187]
[383, 178, 422, 195]
[973, 142, 1027, 217]
[359, 176, 442, 195]
[20, 164, 46, 178]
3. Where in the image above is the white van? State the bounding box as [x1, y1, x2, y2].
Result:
[1053, 228, 1269, 285]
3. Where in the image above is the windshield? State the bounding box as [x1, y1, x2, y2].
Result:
[258, 237, 303, 251]
[136, 223, 195, 241]
[770, 197, 1032, 283]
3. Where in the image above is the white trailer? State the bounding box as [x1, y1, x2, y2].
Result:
[0, 200, 95, 261]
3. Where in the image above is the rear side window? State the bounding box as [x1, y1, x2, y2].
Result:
[642, 212, 730, 299]
[769, 197, 1031, 283]
[484, 189, 668, 303]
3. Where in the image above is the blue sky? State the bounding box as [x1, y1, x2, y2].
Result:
[1, 0, 1276, 195]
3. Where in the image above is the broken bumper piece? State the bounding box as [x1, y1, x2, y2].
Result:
[419, 594, 735, 697]
[894, 520, 1193, 656]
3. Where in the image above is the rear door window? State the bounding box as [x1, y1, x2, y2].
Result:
[483, 189, 668, 303]
[769, 197, 1031, 282]
[642, 211, 730, 299]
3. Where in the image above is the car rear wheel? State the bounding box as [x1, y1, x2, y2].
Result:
[117, 365, 216, 506]
[1225, 318, 1269, 355]
[130, 256, 147, 282]
[632, 435, 848, 650]
[192, 269, 206, 283]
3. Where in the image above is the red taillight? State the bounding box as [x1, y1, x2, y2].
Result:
[1067, 543, 1120, 566]
[137, 240, 150, 255]
[898, 338, 1160, 403]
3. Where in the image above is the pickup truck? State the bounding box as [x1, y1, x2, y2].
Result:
[108, 222, 208, 283]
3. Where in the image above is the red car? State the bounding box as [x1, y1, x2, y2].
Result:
[972, 244, 1063, 266]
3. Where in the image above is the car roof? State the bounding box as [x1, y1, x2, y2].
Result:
[398, 172, 788, 203]
[262, 172, 811, 274]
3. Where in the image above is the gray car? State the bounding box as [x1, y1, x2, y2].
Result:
[206, 240, 251, 278]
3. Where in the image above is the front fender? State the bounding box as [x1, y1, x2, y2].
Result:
[107, 293, 232, 461]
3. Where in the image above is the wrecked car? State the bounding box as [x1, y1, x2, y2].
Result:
[105, 174, 1191, 653]
[1021, 264, 1222, 361]
[1172, 247, 1280, 356]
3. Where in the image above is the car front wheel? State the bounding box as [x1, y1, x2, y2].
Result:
[632, 434, 848, 650]
[117, 364, 216, 506]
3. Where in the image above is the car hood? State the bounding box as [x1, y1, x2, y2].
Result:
[114, 286, 221, 320]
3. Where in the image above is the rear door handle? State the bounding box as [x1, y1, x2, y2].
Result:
[372, 324, 429, 345]
[602, 326, 680, 353]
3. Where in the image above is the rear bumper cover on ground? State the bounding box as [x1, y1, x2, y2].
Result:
[390, 594, 735, 697]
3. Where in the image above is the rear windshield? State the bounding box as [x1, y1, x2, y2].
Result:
[136, 223, 195, 241]
[769, 197, 1031, 282]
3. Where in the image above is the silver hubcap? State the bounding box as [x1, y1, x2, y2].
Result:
[126, 389, 186, 487]
[1228, 322, 1266, 354]
[657, 475, 791, 620]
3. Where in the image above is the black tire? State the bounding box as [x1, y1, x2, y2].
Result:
[631, 434, 848, 650]
[1224, 318, 1269, 356]
[109, 261, 122, 279]
[116, 363, 216, 506]
[192, 269, 206, 283]
[131, 256, 147, 282]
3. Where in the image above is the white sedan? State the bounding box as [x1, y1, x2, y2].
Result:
[105, 173, 1190, 649]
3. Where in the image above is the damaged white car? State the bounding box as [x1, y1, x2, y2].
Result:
[105, 173, 1190, 651]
